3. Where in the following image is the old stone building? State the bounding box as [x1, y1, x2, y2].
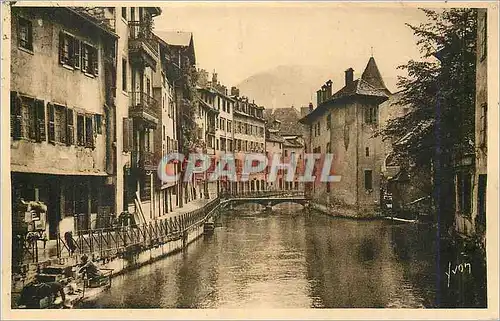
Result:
[264, 107, 306, 191]
[265, 120, 285, 191]
[10, 7, 119, 242]
[299, 57, 390, 217]
[231, 89, 267, 192]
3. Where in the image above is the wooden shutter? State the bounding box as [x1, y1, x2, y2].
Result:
[34, 99, 46, 142]
[85, 115, 94, 148]
[10, 92, 23, 139]
[92, 47, 99, 75]
[73, 38, 81, 69]
[66, 108, 74, 145]
[58, 31, 65, 64]
[47, 103, 55, 143]
[123, 118, 130, 152]
[77, 114, 85, 146]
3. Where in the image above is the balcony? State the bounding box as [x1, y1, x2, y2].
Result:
[132, 150, 158, 171]
[129, 91, 160, 126]
[128, 21, 158, 70]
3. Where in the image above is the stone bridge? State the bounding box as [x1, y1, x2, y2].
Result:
[220, 191, 309, 210]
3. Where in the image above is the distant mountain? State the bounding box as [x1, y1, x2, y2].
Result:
[236, 64, 399, 109]
[236, 65, 337, 109]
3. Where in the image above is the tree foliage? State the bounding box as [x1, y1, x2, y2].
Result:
[379, 8, 477, 168]
[378, 8, 477, 228]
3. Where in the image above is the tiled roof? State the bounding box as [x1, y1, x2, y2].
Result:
[300, 78, 389, 124]
[361, 57, 391, 95]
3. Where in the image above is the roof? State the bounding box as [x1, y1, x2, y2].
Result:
[155, 31, 193, 47]
[283, 138, 303, 148]
[271, 107, 306, 136]
[266, 132, 286, 144]
[361, 57, 391, 95]
[300, 78, 389, 124]
[299, 57, 390, 124]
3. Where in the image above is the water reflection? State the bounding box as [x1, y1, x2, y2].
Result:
[82, 204, 485, 309]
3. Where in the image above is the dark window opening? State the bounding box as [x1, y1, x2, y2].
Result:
[365, 147, 370, 157]
[122, 59, 127, 91]
[457, 171, 473, 216]
[364, 170, 373, 191]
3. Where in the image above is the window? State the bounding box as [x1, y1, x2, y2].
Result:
[123, 118, 133, 152]
[317, 122, 321, 136]
[122, 59, 127, 91]
[95, 114, 103, 135]
[479, 103, 487, 148]
[364, 170, 373, 191]
[227, 121, 232, 133]
[285, 150, 288, 157]
[326, 142, 331, 153]
[365, 147, 370, 157]
[216, 139, 219, 150]
[82, 43, 98, 75]
[121, 7, 127, 20]
[365, 106, 378, 124]
[140, 174, 151, 200]
[10, 94, 46, 141]
[54, 105, 67, 144]
[59, 32, 81, 69]
[77, 114, 85, 146]
[18, 17, 33, 51]
[47, 103, 55, 143]
[84, 115, 94, 148]
[457, 171, 473, 215]
[66, 109, 74, 145]
[327, 114, 331, 130]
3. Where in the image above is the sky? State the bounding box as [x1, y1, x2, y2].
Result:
[154, 3, 430, 93]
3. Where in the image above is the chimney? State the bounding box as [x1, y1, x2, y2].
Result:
[321, 85, 327, 103]
[309, 102, 314, 111]
[212, 72, 218, 85]
[345, 68, 354, 86]
[231, 86, 240, 97]
[326, 80, 333, 98]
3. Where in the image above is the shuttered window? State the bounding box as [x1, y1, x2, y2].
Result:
[34, 99, 46, 142]
[123, 118, 134, 152]
[77, 114, 85, 146]
[47, 103, 55, 143]
[66, 108, 74, 145]
[85, 115, 94, 148]
[54, 105, 67, 144]
[11, 92, 22, 139]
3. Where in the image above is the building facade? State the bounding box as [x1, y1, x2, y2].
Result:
[454, 9, 488, 241]
[10, 7, 118, 242]
[299, 57, 389, 217]
[231, 89, 267, 193]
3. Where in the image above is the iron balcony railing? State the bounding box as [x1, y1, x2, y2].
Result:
[128, 21, 158, 57]
[129, 91, 160, 121]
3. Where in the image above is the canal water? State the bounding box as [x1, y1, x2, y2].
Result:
[82, 204, 486, 309]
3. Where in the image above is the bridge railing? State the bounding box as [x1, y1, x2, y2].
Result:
[56, 198, 220, 261]
[220, 190, 306, 199]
